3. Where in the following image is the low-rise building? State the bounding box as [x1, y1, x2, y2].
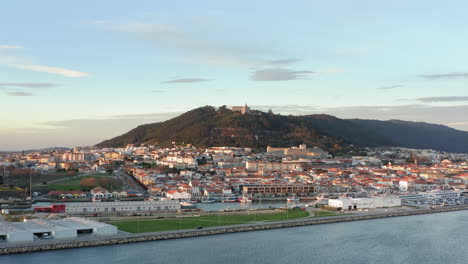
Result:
[90, 187, 112, 199]
[242, 184, 315, 195]
[64, 200, 181, 214]
[328, 197, 401, 210]
[0, 217, 118, 243]
[166, 190, 191, 200]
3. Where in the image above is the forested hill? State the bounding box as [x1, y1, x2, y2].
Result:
[96, 106, 468, 154]
[347, 119, 468, 154]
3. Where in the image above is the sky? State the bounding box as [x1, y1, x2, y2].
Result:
[1, 0, 468, 150]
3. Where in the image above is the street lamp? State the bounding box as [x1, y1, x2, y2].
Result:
[29, 168, 33, 202]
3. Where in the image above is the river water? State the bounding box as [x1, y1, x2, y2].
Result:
[2, 210, 468, 263]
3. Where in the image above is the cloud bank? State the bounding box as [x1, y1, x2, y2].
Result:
[421, 72, 468, 79]
[416, 96, 468, 102]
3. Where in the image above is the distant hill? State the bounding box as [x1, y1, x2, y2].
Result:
[96, 106, 468, 154]
[347, 119, 468, 153]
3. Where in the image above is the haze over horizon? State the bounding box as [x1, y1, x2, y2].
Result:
[2, 0, 468, 150]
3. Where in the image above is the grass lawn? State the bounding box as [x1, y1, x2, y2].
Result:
[47, 174, 117, 191]
[111, 209, 309, 233]
[47, 183, 82, 191]
[32, 172, 69, 185]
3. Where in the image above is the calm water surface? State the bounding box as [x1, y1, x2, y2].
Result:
[2, 210, 468, 264]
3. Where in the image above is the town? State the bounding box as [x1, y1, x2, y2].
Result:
[1, 141, 468, 244]
[2, 143, 468, 202]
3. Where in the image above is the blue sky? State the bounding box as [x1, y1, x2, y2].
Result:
[1, 0, 468, 150]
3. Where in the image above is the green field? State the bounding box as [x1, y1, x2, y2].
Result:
[111, 209, 310, 233]
[32, 172, 69, 185]
[33, 172, 113, 185]
[46, 174, 116, 191]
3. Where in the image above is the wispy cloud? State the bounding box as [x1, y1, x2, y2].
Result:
[0, 83, 58, 88]
[266, 58, 300, 65]
[94, 20, 272, 55]
[152, 90, 166, 93]
[251, 68, 314, 81]
[6, 91, 34, 96]
[161, 78, 209, 84]
[250, 67, 342, 81]
[378, 85, 403, 90]
[415, 96, 468, 102]
[421, 72, 468, 80]
[93, 20, 276, 68]
[7, 64, 90, 77]
[0, 45, 23, 49]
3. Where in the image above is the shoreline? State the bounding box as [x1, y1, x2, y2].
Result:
[2, 205, 468, 255]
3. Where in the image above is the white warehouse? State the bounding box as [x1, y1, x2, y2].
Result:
[0, 217, 118, 243]
[64, 200, 181, 214]
[328, 197, 401, 210]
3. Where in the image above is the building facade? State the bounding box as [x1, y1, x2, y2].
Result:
[242, 184, 315, 195]
[328, 197, 401, 210]
[64, 200, 181, 214]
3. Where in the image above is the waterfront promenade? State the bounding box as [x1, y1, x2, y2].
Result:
[2, 204, 468, 255]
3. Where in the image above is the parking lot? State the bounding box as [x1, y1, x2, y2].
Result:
[403, 195, 468, 208]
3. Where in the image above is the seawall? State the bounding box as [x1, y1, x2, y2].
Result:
[2, 205, 468, 255]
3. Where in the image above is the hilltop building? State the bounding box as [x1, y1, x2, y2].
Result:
[231, 104, 250, 114]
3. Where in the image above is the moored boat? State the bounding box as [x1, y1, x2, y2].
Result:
[201, 198, 216, 203]
[238, 196, 253, 203]
[221, 198, 237, 203]
[287, 196, 300, 202]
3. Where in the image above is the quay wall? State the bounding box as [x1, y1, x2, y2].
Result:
[2, 205, 468, 255]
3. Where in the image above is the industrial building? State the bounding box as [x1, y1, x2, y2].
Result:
[328, 197, 401, 210]
[242, 184, 315, 196]
[0, 217, 118, 243]
[64, 200, 181, 214]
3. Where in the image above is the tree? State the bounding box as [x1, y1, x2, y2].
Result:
[197, 157, 207, 165]
[157, 165, 170, 174]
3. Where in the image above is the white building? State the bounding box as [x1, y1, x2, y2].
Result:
[0, 217, 118, 243]
[166, 190, 191, 200]
[328, 197, 401, 210]
[90, 187, 112, 199]
[64, 200, 181, 214]
[399, 181, 409, 192]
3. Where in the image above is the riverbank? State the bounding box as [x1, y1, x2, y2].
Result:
[2, 205, 468, 255]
